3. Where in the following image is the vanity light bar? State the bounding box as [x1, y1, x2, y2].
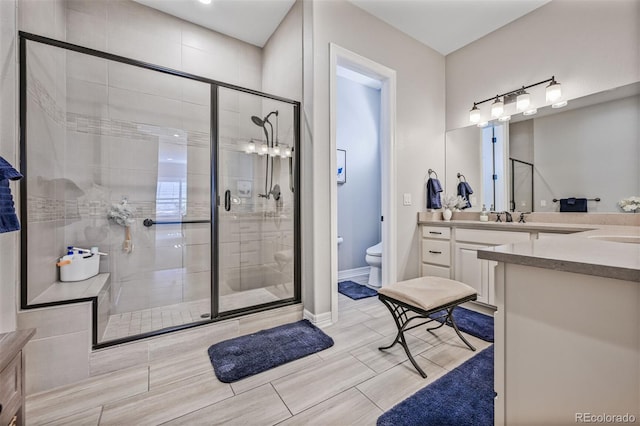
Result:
[469, 76, 563, 123]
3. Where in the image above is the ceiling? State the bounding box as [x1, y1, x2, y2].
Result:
[132, 0, 296, 47]
[349, 0, 551, 55]
[135, 0, 550, 54]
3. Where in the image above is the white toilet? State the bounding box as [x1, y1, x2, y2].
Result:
[365, 242, 382, 288]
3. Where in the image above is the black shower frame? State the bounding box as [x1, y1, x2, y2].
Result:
[18, 31, 302, 349]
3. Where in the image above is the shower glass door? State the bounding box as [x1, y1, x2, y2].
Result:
[216, 87, 297, 314]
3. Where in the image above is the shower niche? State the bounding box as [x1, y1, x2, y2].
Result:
[19, 32, 301, 348]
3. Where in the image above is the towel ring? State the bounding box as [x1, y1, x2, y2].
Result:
[457, 173, 467, 182]
[425, 169, 438, 181]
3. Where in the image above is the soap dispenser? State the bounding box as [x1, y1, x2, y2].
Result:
[480, 205, 489, 222]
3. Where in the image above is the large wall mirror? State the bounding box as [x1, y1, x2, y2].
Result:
[445, 82, 640, 213]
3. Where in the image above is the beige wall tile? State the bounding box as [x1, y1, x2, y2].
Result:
[24, 330, 91, 394]
[17, 303, 91, 340]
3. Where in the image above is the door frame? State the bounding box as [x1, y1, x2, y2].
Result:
[329, 43, 397, 323]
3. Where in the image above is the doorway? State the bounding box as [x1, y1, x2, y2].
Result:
[329, 44, 397, 323]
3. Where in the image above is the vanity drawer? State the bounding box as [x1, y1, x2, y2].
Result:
[0, 353, 21, 426]
[421, 264, 450, 279]
[421, 239, 451, 266]
[422, 226, 451, 240]
[455, 228, 531, 245]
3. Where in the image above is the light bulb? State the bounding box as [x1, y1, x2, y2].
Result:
[552, 100, 568, 108]
[523, 108, 537, 116]
[546, 79, 562, 103]
[516, 92, 530, 111]
[258, 143, 268, 155]
[284, 147, 292, 157]
[499, 115, 511, 122]
[469, 104, 481, 123]
[491, 97, 504, 118]
[245, 141, 256, 154]
[273, 145, 281, 156]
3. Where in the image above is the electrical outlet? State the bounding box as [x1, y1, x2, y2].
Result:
[403, 193, 412, 206]
[541, 200, 547, 207]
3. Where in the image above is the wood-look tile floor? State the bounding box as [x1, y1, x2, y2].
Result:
[27, 275, 493, 426]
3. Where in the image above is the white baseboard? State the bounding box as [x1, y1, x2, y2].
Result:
[303, 309, 333, 328]
[337, 266, 370, 281]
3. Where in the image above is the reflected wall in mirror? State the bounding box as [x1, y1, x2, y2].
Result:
[445, 82, 640, 213]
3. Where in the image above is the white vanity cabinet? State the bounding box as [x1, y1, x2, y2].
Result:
[420, 224, 532, 306]
[454, 243, 494, 304]
[420, 226, 451, 278]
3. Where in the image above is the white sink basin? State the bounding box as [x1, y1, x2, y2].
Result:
[587, 235, 640, 244]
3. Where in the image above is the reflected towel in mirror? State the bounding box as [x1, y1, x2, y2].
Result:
[560, 197, 587, 212]
[457, 181, 474, 209]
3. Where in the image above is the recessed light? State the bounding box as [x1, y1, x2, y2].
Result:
[477, 121, 489, 128]
[498, 115, 511, 122]
[552, 100, 568, 108]
[199, 0, 212, 4]
[523, 108, 537, 116]
[173, 133, 180, 137]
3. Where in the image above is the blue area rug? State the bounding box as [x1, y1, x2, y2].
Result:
[208, 319, 334, 383]
[338, 280, 378, 300]
[378, 345, 494, 426]
[430, 306, 494, 342]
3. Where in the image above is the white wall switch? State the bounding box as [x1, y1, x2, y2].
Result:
[540, 199, 547, 207]
[403, 193, 412, 206]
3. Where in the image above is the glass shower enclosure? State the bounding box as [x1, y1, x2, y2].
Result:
[19, 32, 300, 347]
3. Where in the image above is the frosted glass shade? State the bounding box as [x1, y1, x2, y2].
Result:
[546, 81, 562, 103]
[469, 105, 481, 123]
[491, 98, 504, 118]
[516, 92, 530, 111]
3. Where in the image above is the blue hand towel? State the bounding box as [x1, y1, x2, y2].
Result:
[426, 178, 443, 209]
[560, 198, 587, 212]
[457, 181, 474, 209]
[0, 156, 23, 233]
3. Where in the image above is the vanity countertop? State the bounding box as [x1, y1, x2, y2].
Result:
[417, 215, 640, 282]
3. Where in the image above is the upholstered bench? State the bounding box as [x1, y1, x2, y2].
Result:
[377, 276, 478, 378]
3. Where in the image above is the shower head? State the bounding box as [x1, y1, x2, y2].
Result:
[251, 116, 264, 127]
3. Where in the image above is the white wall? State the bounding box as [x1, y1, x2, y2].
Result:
[336, 76, 381, 271]
[446, 0, 640, 130]
[305, 0, 445, 315]
[0, 0, 18, 333]
[262, 0, 303, 101]
[533, 95, 640, 212]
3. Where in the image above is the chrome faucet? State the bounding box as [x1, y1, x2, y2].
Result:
[504, 211, 513, 222]
[519, 212, 530, 223]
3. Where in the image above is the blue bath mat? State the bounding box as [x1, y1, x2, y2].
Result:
[208, 319, 334, 383]
[338, 280, 378, 300]
[377, 345, 494, 426]
[430, 306, 493, 342]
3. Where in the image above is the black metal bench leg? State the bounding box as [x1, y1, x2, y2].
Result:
[447, 307, 476, 352]
[378, 297, 428, 378]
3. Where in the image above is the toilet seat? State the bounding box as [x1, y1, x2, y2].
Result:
[366, 242, 382, 257]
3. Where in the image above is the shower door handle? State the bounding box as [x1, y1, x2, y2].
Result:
[224, 190, 231, 211]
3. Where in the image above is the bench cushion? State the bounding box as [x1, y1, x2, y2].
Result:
[377, 276, 477, 312]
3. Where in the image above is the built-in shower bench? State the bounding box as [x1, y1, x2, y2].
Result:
[29, 273, 110, 305]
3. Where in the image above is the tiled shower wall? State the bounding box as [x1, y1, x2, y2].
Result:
[20, 0, 301, 312]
